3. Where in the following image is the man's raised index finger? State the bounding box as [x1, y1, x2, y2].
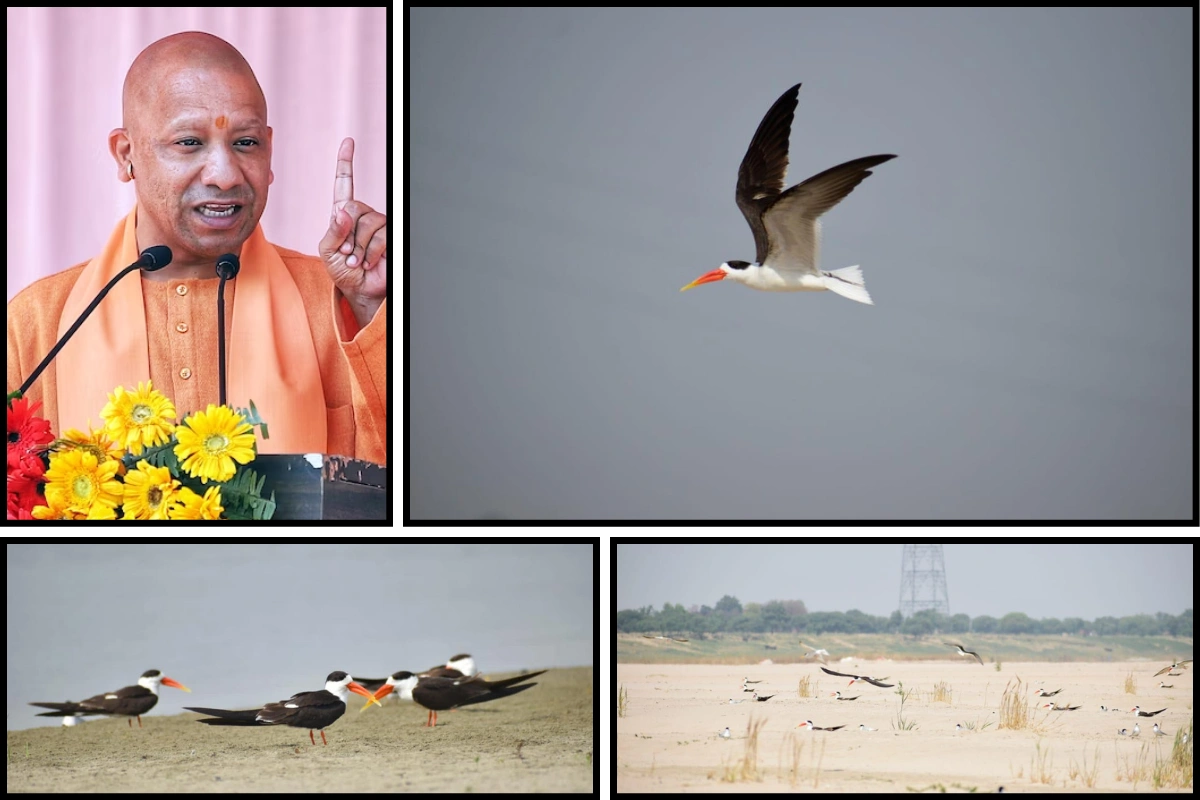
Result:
[333, 137, 355, 205]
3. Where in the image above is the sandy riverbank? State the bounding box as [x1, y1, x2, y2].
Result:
[617, 661, 1191, 793]
[7, 667, 593, 793]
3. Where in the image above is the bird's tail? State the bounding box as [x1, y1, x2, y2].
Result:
[821, 266, 873, 305]
[184, 707, 263, 724]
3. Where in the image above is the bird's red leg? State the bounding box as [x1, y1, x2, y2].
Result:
[127, 718, 133, 728]
[320, 730, 328, 746]
[309, 729, 316, 746]
[432, 711, 438, 727]
[137, 716, 143, 728]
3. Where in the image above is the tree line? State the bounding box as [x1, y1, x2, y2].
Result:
[617, 595, 1193, 639]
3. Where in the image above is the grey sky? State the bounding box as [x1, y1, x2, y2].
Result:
[617, 543, 1193, 619]
[410, 8, 1193, 520]
[6, 543, 592, 729]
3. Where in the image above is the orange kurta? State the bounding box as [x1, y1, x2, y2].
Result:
[7, 243, 388, 467]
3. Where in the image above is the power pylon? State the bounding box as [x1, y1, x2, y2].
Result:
[898, 545, 949, 616]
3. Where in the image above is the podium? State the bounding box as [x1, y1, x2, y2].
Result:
[254, 454, 388, 520]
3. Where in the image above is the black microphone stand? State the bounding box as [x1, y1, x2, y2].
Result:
[16, 246, 172, 398]
[214, 254, 241, 407]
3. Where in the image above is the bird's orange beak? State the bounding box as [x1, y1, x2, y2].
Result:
[359, 683, 393, 712]
[161, 676, 191, 693]
[680, 269, 726, 292]
[349, 682, 383, 708]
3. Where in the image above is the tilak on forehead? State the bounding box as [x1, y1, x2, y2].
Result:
[121, 32, 267, 130]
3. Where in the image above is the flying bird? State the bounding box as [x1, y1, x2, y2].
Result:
[680, 83, 894, 303]
[943, 642, 985, 666]
[1153, 660, 1191, 677]
[30, 669, 191, 728]
[796, 720, 845, 732]
[819, 666, 894, 688]
[185, 671, 378, 746]
[1131, 706, 1168, 717]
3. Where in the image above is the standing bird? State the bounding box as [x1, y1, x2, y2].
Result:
[796, 720, 845, 732]
[680, 83, 894, 303]
[1041, 703, 1082, 711]
[1158, 682, 1174, 689]
[728, 697, 745, 705]
[1117, 728, 1130, 736]
[719, 726, 731, 739]
[1153, 723, 1170, 738]
[943, 642, 985, 666]
[751, 691, 775, 702]
[185, 671, 380, 746]
[1033, 688, 1063, 697]
[858, 724, 877, 732]
[1132, 722, 1141, 738]
[1131, 706, 1168, 717]
[364, 669, 546, 728]
[743, 678, 764, 684]
[30, 669, 191, 728]
[831, 691, 859, 701]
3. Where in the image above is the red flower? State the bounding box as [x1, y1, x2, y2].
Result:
[8, 398, 54, 472]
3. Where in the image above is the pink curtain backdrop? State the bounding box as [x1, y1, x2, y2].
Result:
[6, 7, 389, 301]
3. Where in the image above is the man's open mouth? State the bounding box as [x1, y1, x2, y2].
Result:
[196, 203, 242, 218]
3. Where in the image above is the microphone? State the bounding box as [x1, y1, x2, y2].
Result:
[214, 253, 240, 407]
[17, 246, 172, 397]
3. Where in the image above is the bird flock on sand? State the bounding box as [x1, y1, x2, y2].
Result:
[713, 642, 1190, 743]
[29, 654, 545, 745]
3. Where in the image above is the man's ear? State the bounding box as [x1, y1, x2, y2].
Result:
[267, 126, 274, 186]
[109, 128, 133, 182]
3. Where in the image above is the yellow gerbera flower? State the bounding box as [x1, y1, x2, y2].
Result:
[101, 381, 176, 456]
[41, 449, 122, 516]
[169, 486, 225, 520]
[121, 461, 182, 520]
[173, 405, 256, 484]
[60, 424, 126, 465]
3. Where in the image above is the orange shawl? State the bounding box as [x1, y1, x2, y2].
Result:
[55, 208, 328, 454]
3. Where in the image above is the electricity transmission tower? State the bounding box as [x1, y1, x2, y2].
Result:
[898, 545, 949, 616]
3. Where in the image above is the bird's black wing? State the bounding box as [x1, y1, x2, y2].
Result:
[735, 83, 801, 264]
[819, 667, 855, 679]
[861, 677, 895, 688]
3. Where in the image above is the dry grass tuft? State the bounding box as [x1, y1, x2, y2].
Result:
[1151, 718, 1193, 789]
[797, 675, 814, 699]
[1068, 746, 1100, 788]
[932, 680, 953, 703]
[1031, 739, 1054, 785]
[617, 684, 628, 718]
[1114, 740, 1151, 789]
[1124, 672, 1137, 694]
[999, 676, 1033, 730]
[720, 715, 767, 782]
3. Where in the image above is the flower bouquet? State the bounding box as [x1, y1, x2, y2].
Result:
[7, 382, 275, 520]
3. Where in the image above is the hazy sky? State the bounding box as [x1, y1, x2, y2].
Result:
[617, 543, 1193, 619]
[6, 543, 592, 729]
[409, 8, 1192, 520]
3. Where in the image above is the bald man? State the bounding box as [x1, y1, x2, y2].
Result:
[7, 32, 387, 466]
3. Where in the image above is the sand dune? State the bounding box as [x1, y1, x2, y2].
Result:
[617, 661, 1191, 793]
